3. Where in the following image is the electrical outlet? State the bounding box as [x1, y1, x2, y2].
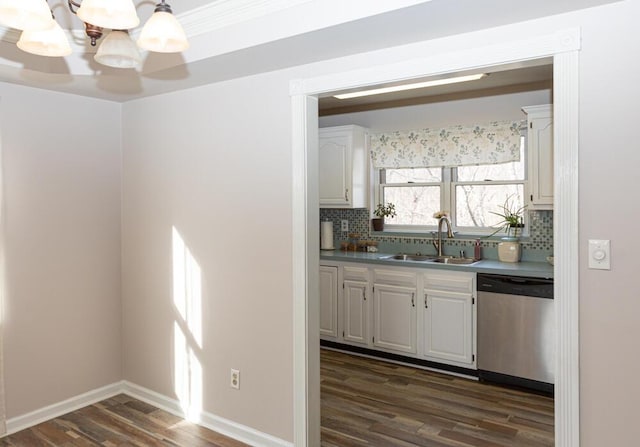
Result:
[230, 369, 240, 390]
[341, 220, 349, 232]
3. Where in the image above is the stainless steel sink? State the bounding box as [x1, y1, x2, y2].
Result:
[380, 254, 478, 265]
[380, 254, 436, 262]
[430, 257, 478, 265]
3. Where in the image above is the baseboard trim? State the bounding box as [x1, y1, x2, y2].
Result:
[5, 381, 123, 435]
[121, 381, 293, 447]
[4, 381, 292, 447]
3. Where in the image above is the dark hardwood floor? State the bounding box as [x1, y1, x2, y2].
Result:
[0, 394, 249, 447]
[321, 348, 554, 447]
[1, 350, 553, 447]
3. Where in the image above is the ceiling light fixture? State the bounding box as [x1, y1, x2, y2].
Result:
[334, 73, 488, 99]
[0, 0, 189, 69]
[0, 0, 51, 31]
[17, 13, 72, 57]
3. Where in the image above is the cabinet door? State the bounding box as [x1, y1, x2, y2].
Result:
[319, 133, 351, 206]
[319, 266, 338, 340]
[373, 284, 417, 354]
[423, 289, 473, 364]
[524, 105, 553, 209]
[343, 280, 369, 346]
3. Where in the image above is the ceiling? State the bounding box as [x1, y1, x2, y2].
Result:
[0, 0, 622, 102]
[319, 62, 554, 115]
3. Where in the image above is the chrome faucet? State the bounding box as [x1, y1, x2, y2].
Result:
[432, 216, 454, 257]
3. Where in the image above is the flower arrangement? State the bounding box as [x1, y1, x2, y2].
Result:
[490, 196, 526, 238]
[373, 203, 397, 219]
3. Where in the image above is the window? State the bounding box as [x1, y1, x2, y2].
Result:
[378, 138, 526, 234]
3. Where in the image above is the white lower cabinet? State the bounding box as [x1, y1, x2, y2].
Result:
[319, 265, 338, 340]
[320, 262, 476, 370]
[341, 266, 370, 347]
[423, 271, 476, 367]
[343, 280, 369, 346]
[372, 284, 417, 354]
[372, 269, 417, 355]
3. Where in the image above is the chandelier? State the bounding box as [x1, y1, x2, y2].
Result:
[0, 0, 189, 69]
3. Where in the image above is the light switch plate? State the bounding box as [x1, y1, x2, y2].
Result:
[588, 239, 610, 270]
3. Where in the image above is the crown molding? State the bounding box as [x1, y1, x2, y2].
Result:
[177, 0, 314, 38]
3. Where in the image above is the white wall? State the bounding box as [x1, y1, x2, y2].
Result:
[0, 1, 634, 445]
[0, 84, 122, 418]
[121, 72, 294, 440]
[319, 89, 552, 130]
[575, 1, 640, 443]
[120, 2, 640, 445]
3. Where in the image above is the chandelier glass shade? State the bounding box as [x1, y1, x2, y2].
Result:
[94, 30, 141, 68]
[76, 0, 139, 31]
[0, 0, 52, 31]
[17, 19, 72, 57]
[0, 0, 189, 69]
[137, 10, 188, 53]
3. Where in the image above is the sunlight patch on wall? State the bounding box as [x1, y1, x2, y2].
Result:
[172, 227, 203, 421]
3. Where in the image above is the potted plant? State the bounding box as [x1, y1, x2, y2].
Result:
[372, 202, 396, 231]
[490, 196, 526, 262]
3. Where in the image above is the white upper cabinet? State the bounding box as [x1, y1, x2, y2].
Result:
[523, 104, 554, 209]
[319, 125, 368, 208]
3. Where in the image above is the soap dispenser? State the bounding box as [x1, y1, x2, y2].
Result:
[474, 239, 482, 260]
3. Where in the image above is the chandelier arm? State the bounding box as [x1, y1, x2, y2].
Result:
[67, 0, 81, 15]
[66, 0, 104, 46]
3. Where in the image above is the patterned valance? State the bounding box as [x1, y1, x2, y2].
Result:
[370, 120, 524, 169]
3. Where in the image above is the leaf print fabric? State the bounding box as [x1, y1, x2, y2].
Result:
[370, 120, 524, 169]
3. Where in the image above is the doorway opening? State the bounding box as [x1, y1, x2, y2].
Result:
[292, 29, 580, 447]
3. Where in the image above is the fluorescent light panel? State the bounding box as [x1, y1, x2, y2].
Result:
[334, 73, 487, 99]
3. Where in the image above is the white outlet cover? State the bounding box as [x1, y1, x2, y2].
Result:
[230, 369, 240, 389]
[588, 239, 610, 270]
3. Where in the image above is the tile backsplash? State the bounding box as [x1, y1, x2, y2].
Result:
[320, 208, 553, 262]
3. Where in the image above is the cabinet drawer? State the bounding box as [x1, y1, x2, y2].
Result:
[424, 271, 474, 294]
[373, 268, 417, 287]
[343, 266, 369, 282]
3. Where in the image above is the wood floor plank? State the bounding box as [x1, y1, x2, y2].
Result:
[0, 395, 249, 447]
[321, 348, 554, 447]
[1, 350, 554, 447]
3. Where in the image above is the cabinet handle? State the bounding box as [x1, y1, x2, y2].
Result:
[411, 292, 415, 307]
[363, 287, 366, 301]
[345, 189, 349, 201]
[424, 293, 428, 309]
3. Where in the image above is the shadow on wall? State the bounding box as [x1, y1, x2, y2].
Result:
[172, 227, 203, 421]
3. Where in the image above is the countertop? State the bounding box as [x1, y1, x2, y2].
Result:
[320, 250, 554, 279]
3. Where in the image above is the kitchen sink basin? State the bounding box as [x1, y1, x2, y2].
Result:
[380, 254, 435, 262]
[380, 254, 478, 265]
[430, 257, 478, 265]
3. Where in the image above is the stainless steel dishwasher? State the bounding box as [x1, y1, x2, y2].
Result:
[477, 273, 554, 393]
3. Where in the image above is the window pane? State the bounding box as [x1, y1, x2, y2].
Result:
[456, 184, 524, 228]
[383, 186, 440, 226]
[457, 137, 525, 181]
[385, 168, 441, 183]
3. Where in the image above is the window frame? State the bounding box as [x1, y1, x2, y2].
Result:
[373, 147, 530, 236]
[450, 179, 528, 236]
